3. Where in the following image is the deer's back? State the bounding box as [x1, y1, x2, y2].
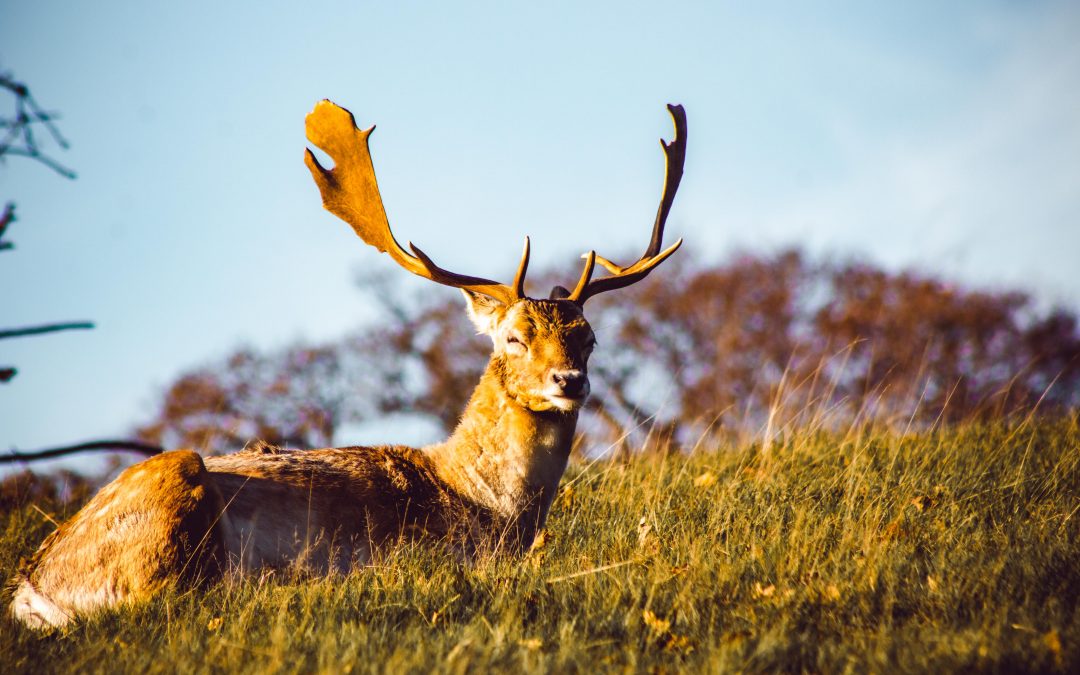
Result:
[204, 442, 477, 571]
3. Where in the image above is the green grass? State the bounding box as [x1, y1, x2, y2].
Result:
[3, 418, 1078, 673]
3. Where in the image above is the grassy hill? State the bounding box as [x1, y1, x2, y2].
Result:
[3, 418, 1078, 673]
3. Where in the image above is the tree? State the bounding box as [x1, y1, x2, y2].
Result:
[137, 250, 1080, 455]
[1, 71, 159, 463]
[1, 72, 91, 383]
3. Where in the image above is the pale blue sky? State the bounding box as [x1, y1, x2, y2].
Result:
[2, 1, 1079, 469]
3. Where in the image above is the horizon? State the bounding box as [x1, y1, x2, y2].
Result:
[2, 1, 1079, 473]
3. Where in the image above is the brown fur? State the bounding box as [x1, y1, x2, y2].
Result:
[9, 99, 683, 629]
[9, 296, 595, 630]
[9, 451, 224, 628]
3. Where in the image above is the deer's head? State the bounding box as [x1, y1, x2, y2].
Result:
[304, 101, 686, 414]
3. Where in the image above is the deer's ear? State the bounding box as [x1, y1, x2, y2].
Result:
[462, 290, 506, 336]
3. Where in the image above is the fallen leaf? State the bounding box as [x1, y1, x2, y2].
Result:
[1044, 629, 1062, 667]
[558, 485, 575, 508]
[519, 638, 543, 650]
[637, 516, 653, 548]
[642, 609, 671, 635]
[529, 530, 548, 553]
[910, 495, 935, 512]
[663, 634, 694, 653]
[693, 471, 717, 488]
[882, 519, 906, 541]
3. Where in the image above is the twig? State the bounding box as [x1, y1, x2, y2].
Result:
[30, 503, 60, 527]
[0, 201, 14, 242]
[0, 440, 163, 464]
[546, 559, 636, 584]
[0, 73, 75, 179]
[0, 321, 94, 340]
[0, 147, 77, 179]
[0, 75, 28, 97]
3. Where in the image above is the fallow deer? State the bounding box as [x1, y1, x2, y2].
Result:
[8, 100, 686, 629]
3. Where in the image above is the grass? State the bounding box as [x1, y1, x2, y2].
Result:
[2, 418, 1078, 673]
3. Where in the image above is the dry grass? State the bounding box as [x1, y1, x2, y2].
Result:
[2, 418, 1078, 673]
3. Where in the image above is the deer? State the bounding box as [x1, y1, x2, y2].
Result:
[8, 100, 686, 630]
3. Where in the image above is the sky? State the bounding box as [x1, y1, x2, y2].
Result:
[2, 1, 1079, 472]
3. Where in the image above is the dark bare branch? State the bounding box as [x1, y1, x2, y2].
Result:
[0, 201, 14, 251]
[0, 201, 14, 235]
[0, 73, 75, 179]
[0, 440, 163, 465]
[0, 147, 77, 179]
[0, 321, 95, 341]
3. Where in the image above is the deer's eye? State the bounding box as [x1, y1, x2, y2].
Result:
[506, 334, 527, 352]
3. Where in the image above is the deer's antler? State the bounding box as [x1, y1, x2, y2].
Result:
[564, 104, 686, 305]
[304, 100, 529, 305]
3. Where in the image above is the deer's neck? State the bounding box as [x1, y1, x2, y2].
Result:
[424, 359, 577, 548]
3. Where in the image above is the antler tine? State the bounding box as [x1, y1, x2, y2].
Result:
[569, 104, 686, 305]
[304, 100, 525, 305]
[566, 251, 597, 303]
[512, 237, 530, 299]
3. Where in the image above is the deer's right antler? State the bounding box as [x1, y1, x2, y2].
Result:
[304, 100, 529, 305]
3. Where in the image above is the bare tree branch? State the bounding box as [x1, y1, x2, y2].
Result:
[0, 202, 14, 245]
[0, 200, 13, 252]
[0, 147, 77, 179]
[0, 321, 95, 340]
[0, 440, 163, 465]
[0, 73, 75, 179]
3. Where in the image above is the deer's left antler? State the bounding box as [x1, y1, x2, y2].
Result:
[562, 104, 686, 305]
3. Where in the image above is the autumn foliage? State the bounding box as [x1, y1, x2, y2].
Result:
[136, 249, 1080, 453]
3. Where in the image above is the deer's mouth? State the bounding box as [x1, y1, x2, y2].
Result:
[546, 388, 590, 412]
[553, 395, 586, 410]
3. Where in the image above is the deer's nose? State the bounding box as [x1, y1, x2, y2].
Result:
[551, 370, 587, 397]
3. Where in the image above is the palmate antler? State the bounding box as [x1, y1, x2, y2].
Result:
[305, 100, 684, 306]
[304, 100, 529, 305]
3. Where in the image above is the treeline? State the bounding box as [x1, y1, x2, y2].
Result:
[136, 249, 1080, 454]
